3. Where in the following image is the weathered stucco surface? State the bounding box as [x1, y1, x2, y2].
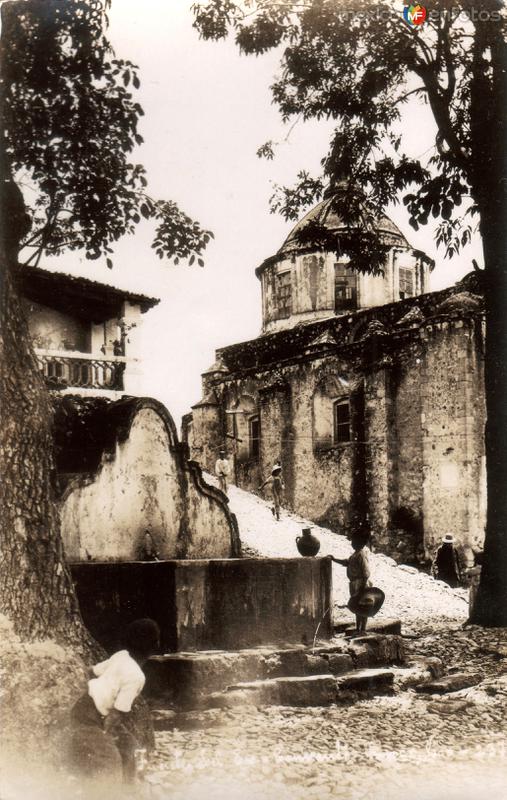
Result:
[70, 558, 333, 652]
[57, 398, 237, 562]
[189, 277, 486, 564]
[23, 298, 90, 352]
[259, 246, 430, 334]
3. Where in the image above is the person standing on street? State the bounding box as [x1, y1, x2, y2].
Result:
[259, 463, 284, 521]
[215, 448, 231, 495]
[330, 531, 373, 633]
[431, 533, 462, 588]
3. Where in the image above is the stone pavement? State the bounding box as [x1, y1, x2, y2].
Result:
[146, 630, 507, 799]
[147, 661, 507, 800]
[144, 480, 507, 799]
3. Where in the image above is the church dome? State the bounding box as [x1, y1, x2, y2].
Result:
[256, 190, 432, 335]
[278, 194, 409, 258]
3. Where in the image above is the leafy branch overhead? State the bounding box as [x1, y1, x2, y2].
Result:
[3, 0, 212, 268]
[194, 0, 507, 271]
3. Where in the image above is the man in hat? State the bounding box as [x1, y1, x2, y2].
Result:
[259, 463, 284, 520]
[215, 448, 231, 495]
[431, 534, 462, 587]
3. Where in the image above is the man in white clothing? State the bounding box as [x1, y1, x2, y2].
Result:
[215, 448, 231, 495]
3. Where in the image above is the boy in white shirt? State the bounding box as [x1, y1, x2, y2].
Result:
[70, 618, 160, 783]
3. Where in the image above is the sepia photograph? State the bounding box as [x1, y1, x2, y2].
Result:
[1, 1, 506, 798]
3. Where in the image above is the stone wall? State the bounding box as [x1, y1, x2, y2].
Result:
[388, 358, 425, 561]
[187, 400, 222, 480]
[188, 281, 486, 563]
[56, 397, 238, 562]
[419, 316, 486, 559]
[70, 557, 333, 652]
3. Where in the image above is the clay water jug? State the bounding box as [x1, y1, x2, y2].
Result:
[296, 527, 321, 557]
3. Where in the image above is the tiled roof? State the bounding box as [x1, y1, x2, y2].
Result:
[15, 264, 159, 321]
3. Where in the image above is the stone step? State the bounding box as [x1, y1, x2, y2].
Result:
[390, 657, 445, 691]
[145, 634, 405, 709]
[205, 674, 339, 709]
[333, 618, 402, 636]
[335, 667, 394, 694]
[150, 658, 445, 727]
[151, 660, 449, 728]
[415, 672, 482, 695]
[342, 633, 405, 669]
[183, 667, 395, 713]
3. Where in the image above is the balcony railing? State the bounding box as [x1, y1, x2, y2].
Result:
[36, 351, 126, 391]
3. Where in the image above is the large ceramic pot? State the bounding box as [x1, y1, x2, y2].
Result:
[296, 527, 321, 557]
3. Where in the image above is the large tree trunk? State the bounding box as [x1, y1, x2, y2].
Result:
[468, 208, 507, 626]
[0, 168, 94, 649]
[467, 19, 507, 626]
[0, 0, 93, 649]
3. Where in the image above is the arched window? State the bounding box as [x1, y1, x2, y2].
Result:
[227, 395, 259, 463]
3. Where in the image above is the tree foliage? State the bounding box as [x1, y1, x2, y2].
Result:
[2, 0, 212, 268]
[194, 0, 505, 268]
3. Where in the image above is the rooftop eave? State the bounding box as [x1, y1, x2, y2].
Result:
[215, 283, 484, 374]
[15, 264, 160, 322]
[412, 249, 436, 271]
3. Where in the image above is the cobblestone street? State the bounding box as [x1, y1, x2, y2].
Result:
[145, 484, 507, 800]
[147, 649, 507, 800]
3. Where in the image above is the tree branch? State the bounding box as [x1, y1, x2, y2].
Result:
[396, 86, 426, 103]
[412, 31, 436, 67]
[20, 225, 48, 248]
[413, 63, 469, 175]
[441, 13, 456, 101]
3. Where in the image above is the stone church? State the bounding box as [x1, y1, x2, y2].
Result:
[186, 193, 486, 565]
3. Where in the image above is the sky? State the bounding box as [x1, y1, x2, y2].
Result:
[42, 1, 483, 428]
